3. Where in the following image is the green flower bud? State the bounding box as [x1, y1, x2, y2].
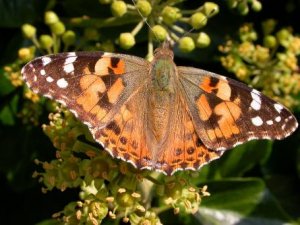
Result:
[62, 30, 76, 46]
[276, 29, 291, 47]
[119, 32, 135, 49]
[152, 25, 167, 41]
[39, 35, 54, 49]
[203, 2, 219, 17]
[251, 0, 262, 12]
[162, 6, 182, 25]
[227, 0, 238, 8]
[263, 35, 277, 48]
[84, 28, 100, 41]
[18, 47, 33, 61]
[136, 0, 152, 17]
[262, 19, 277, 35]
[22, 24, 36, 39]
[111, 1, 127, 17]
[50, 22, 66, 35]
[237, 2, 249, 15]
[44, 11, 60, 25]
[190, 12, 207, 30]
[99, 0, 112, 4]
[179, 37, 195, 53]
[196, 32, 211, 48]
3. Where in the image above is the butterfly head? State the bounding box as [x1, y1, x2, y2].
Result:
[153, 41, 174, 60]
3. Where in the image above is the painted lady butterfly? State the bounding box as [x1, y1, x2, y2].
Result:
[22, 41, 298, 175]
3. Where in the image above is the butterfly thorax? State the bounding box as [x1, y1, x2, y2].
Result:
[147, 45, 178, 148]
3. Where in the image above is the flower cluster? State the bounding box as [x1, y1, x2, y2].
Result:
[33, 105, 210, 224]
[71, 0, 222, 56]
[219, 20, 300, 108]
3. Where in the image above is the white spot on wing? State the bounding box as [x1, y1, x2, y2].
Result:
[65, 56, 77, 64]
[40, 69, 46, 76]
[274, 103, 283, 113]
[251, 116, 263, 126]
[42, 56, 51, 66]
[250, 89, 261, 111]
[64, 64, 74, 73]
[266, 120, 273, 125]
[57, 78, 68, 88]
[275, 116, 281, 122]
[68, 52, 76, 57]
[46, 76, 54, 83]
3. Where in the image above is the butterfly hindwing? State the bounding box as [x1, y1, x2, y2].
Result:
[178, 66, 298, 151]
[22, 52, 150, 128]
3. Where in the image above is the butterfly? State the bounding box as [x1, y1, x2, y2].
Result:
[21, 41, 298, 175]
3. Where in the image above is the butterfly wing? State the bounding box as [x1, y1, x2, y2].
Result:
[178, 66, 298, 151]
[22, 52, 150, 128]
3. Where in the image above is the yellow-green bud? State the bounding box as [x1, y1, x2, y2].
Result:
[227, 0, 238, 8]
[44, 11, 59, 25]
[39, 35, 53, 49]
[111, 1, 127, 17]
[99, 0, 112, 4]
[162, 6, 182, 25]
[22, 24, 36, 39]
[237, 2, 249, 15]
[263, 35, 277, 48]
[262, 19, 277, 35]
[251, 0, 262, 12]
[190, 12, 207, 30]
[136, 0, 152, 17]
[276, 29, 291, 46]
[179, 37, 195, 53]
[119, 32, 135, 49]
[62, 30, 76, 45]
[50, 22, 66, 35]
[203, 2, 219, 17]
[196, 32, 211, 48]
[152, 25, 167, 41]
[18, 47, 33, 61]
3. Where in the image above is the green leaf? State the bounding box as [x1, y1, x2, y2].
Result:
[0, 94, 19, 125]
[0, 68, 15, 96]
[198, 140, 273, 180]
[196, 178, 293, 225]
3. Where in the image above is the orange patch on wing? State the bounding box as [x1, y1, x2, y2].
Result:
[107, 78, 125, 103]
[79, 75, 106, 92]
[197, 94, 212, 121]
[90, 105, 108, 120]
[120, 105, 133, 121]
[95, 57, 125, 76]
[199, 77, 214, 93]
[215, 82, 231, 101]
[213, 102, 241, 138]
[113, 59, 125, 75]
[77, 76, 106, 112]
[199, 77, 231, 101]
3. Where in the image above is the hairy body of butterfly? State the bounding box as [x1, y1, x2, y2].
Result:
[22, 42, 298, 175]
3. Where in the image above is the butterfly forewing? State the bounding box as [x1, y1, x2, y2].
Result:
[178, 66, 298, 151]
[22, 52, 150, 128]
